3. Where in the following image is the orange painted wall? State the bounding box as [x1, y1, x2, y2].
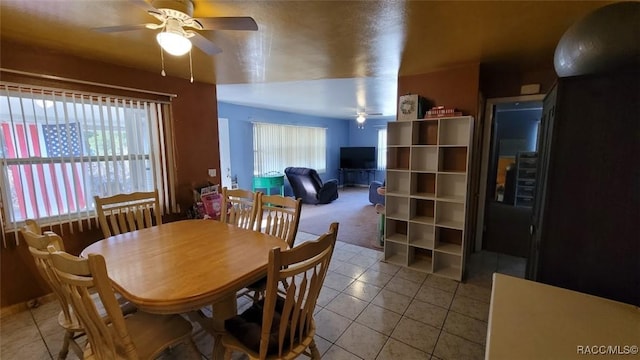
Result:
[0, 40, 221, 308]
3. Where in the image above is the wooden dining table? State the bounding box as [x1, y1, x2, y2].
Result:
[81, 219, 288, 359]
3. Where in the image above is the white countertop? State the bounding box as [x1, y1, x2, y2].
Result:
[486, 273, 640, 360]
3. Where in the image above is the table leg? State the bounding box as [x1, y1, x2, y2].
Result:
[210, 293, 237, 360]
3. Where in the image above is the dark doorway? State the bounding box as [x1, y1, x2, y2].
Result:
[480, 99, 543, 258]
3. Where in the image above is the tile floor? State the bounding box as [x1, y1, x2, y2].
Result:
[0, 231, 525, 360]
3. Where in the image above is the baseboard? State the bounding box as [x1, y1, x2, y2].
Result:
[0, 292, 56, 318]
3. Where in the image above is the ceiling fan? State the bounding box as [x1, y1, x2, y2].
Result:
[353, 109, 383, 129]
[92, 0, 258, 56]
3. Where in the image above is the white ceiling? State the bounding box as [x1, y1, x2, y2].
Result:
[216, 77, 398, 120]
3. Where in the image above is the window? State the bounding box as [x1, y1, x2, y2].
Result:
[377, 128, 387, 170]
[253, 122, 326, 175]
[0, 83, 175, 244]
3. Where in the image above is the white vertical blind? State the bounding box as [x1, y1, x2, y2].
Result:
[377, 128, 387, 170]
[0, 83, 176, 246]
[253, 122, 327, 175]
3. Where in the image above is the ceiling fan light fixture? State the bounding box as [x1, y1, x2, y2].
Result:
[156, 24, 192, 56]
[356, 114, 366, 124]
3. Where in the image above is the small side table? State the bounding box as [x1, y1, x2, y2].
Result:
[252, 173, 285, 195]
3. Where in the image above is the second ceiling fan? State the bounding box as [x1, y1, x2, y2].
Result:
[92, 0, 258, 56]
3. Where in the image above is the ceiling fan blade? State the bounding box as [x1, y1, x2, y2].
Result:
[195, 17, 258, 31]
[368, 113, 383, 116]
[92, 24, 150, 33]
[190, 32, 223, 55]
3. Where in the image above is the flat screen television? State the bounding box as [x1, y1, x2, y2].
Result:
[340, 147, 376, 169]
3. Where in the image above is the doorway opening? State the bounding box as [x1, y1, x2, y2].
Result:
[473, 95, 544, 278]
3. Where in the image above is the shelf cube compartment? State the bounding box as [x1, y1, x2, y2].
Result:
[411, 147, 438, 171]
[435, 202, 465, 229]
[438, 117, 471, 145]
[408, 247, 433, 273]
[433, 252, 462, 280]
[436, 173, 467, 202]
[434, 227, 462, 255]
[410, 198, 434, 224]
[387, 147, 410, 170]
[411, 172, 436, 198]
[385, 218, 408, 243]
[386, 196, 409, 220]
[384, 241, 407, 266]
[387, 122, 412, 146]
[408, 223, 435, 249]
[386, 171, 411, 195]
[414, 120, 438, 145]
[438, 147, 468, 173]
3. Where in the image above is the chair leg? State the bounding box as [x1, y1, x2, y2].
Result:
[188, 338, 200, 358]
[57, 331, 73, 359]
[308, 339, 321, 359]
[224, 348, 233, 360]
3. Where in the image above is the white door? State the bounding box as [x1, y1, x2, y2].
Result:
[218, 118, 232, 188]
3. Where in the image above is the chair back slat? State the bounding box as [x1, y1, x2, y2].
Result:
[259, 222, 338, 359]
[20, 228, 76, 326]
[50, 251, 137, 360]
[256, 194, 302, 248]
[94, 190, 161, 238]
[220, 187, 258, 230]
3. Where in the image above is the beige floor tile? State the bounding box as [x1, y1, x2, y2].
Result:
[330, 258, 348, 271]
[415, 285, 454, 309]
[314, 308, 352, 342]
[42, 331, 83, 360]
[157, 341, 202, 359]
[0, 317, 42, 349]
[371, 289, 412, 314]
[442, 312, 488, 345]
[390, 317, 440, 354]
[1, 338, 52, 360]
[324, 271, 356, 292]
[433, 331, 485, 360]
[355, 304, 401, 335]
[376, 338, 430, 360]
[358, 247, 384, 260]
[336, 322, 388, 360]
[344, 280, 382, 302]
[30, 301, 61, 324]
[323, 345, 364, 360]
[368, 261, 401, 276]
[313, 335, 332, 356]
[395, 267, 428, 284]
[423, 275, 459, 294]
[456, 283, 492, 303]
[332, 249, 360, 262]
[333, 262, 368, 279]
[383, 276, 421, 298]
[450, 294, 490, 322]
[326, 293, 368, 320]
[358, 269, 394, 288]
[318, 286, 341, 307]
[347, 254, 380, 268]
[404, 299, 448, 329]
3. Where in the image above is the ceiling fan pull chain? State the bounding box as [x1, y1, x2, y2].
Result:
[189, 49, 194, 83]
[160, 47, 166, 77]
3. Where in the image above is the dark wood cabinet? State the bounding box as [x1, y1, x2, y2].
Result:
[527, 68, 639, 306]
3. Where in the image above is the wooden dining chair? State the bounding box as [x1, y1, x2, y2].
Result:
[48, 249, 198, 360]
[21, 226, 83, 359]
[222, 222, 339, 360]
[239, 193, 303, 302]
[94, 190, 162, 238]
[220, 187, 258, 230]
[255, 193, 302, 248]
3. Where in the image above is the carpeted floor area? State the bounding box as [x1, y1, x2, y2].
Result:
[297, 187, 383, 251]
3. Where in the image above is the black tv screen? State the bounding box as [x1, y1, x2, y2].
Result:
[340, 147, 376, 169]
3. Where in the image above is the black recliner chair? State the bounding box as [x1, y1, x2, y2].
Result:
[284, 167, 339, 205]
